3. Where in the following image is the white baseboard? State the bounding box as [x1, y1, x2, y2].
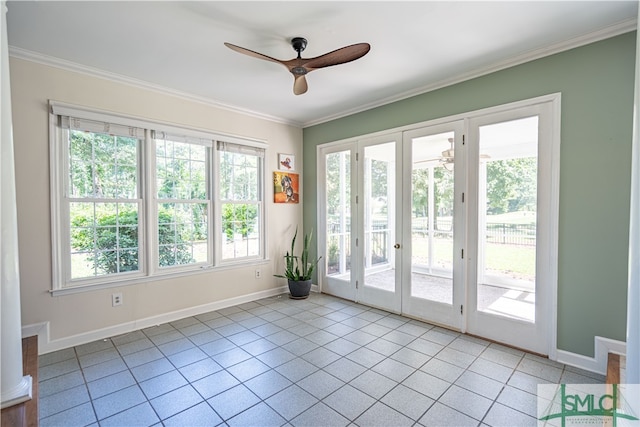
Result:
[23, 285, 288, 355]
[555, 336, 626, 375]
[25, 287, 624, 375]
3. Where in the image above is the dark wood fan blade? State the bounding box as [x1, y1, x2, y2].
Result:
[224, 42, 285, 66]
[293, 74, 308, 95]
[225, 40, 370, 95]
[303, 43, 370, 70]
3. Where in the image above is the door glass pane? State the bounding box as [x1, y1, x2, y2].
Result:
[477, 116, 538, 322]
[363, 142, 395, 292]
[410, 132, 455, 305]
[326, 151, 351, 278]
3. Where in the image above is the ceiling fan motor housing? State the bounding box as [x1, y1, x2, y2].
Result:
[291, 37, 307, 54]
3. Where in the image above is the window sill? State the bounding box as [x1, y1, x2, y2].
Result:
[50, 259, 271, 297]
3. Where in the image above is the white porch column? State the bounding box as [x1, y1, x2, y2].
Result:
[0, 1, 32, 408]
[626, 2, 640, 385]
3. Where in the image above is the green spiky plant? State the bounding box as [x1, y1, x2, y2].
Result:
[274, 227, 321, 281]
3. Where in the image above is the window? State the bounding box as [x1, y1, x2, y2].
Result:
[50, 103, 266, 292]
[63, 117, 145, 282]
[154, 133, 210, 268]
[218, 141, 264, 261]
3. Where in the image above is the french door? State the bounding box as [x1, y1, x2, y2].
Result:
[320, 145, 356, 303]
[318, 95, 559, 355]
[319, 135, 402, 313]
[465, 101, 558, 354]
[401, 121, 465, 329]
[357, 134, 403, 313]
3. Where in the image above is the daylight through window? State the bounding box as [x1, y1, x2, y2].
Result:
[50, 104, 266, 291]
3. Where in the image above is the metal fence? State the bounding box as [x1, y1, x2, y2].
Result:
[328, 216, 536, 261]
[411, 217, 535, 246]
[485, 222, 536, 246]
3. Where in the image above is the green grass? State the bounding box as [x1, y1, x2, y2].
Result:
[412, 236, 535, 280]
[409, 210, 536, 281]
[484, 242, 535, 280]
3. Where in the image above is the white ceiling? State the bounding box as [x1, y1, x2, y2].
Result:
[6, 1, 638, 128]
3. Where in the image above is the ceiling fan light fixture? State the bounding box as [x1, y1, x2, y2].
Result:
[442, 148, 455, 158]
[291, 66, 308, 75]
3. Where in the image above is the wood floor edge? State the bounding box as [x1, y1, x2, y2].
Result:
[606, 352, 621, 385]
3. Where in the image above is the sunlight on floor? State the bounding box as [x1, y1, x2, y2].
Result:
[481, 289, 535, 322]
[358, 269, 535, 322]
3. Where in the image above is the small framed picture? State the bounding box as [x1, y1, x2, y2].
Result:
[274, 171, 299, 203]
[278, 153, 295, 171]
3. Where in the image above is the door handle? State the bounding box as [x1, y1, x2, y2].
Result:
[394, 243, 400, 249]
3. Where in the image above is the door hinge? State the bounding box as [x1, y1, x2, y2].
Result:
[462, 134, 465, 145]
[356, 195, 358, 204]
[356, 238, 359, 247]
[461, 249, 464, 259]
[356, 152, 359, 161]
[356, 280, 359, 289]
[460, 305, 463, 315]
[462, 192, 465, 203]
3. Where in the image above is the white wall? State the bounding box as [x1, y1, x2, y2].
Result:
[9, 57, 303, 352]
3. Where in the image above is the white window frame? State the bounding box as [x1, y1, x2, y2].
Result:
[49, 101, 267, 295]
[215, 141, 265, 265]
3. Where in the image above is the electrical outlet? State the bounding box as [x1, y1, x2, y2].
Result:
[112, 292, 123, 307]
[255, 269, 261, 279]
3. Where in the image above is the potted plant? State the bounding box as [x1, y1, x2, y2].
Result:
[275, 227, 321, 299]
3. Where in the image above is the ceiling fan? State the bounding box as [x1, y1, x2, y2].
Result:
[224, 37, 370, 95]
[417, 138, 490, 170]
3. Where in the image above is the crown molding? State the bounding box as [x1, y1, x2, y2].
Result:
[8, 46, 303, 128]
[302, 17, 638, 128]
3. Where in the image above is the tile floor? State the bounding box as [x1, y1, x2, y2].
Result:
[38, 292, 605, 427]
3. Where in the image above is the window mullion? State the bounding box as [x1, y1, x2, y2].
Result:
[145, 130, 157, 277]
[258, 156, 265, 259]
[212, 144, 221, 266]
